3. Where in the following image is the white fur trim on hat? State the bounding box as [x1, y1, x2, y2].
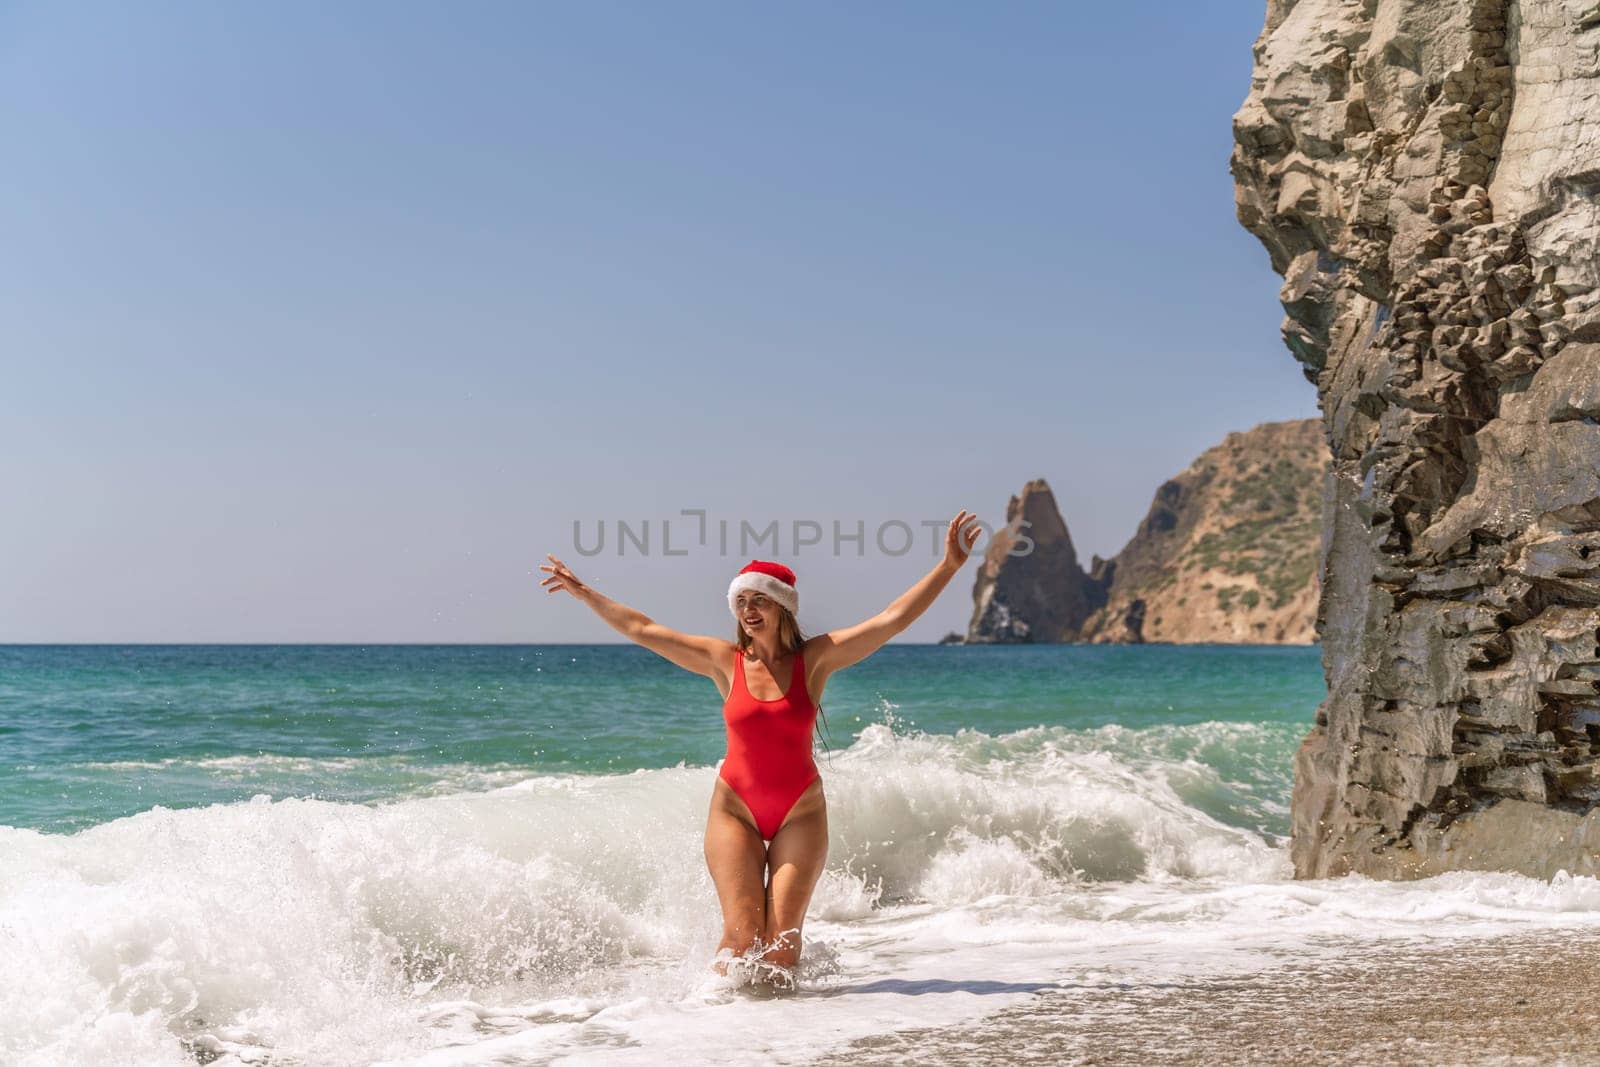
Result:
[727, 572, 799, 619]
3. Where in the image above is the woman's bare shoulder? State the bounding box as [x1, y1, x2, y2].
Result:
[800, 633, 833, 658]
[708, 641, 740, 701]
[800, 635, 836, 674]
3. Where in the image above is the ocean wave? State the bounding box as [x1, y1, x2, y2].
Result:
[10, 719, 1593, 1065]
[0, 718, 1291, 1063]
[50, 754, 554, 807]
[74, 755, 375, 771]
[818, 720, 1296, 898]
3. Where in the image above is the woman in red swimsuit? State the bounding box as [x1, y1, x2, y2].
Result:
[540, 509, 981, 988]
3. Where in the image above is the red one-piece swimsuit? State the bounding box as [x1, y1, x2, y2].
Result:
[719, 647, 820, 841]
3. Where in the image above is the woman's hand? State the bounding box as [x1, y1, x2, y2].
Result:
[539, 554, 593, 600]
[943, 510, 982, 569]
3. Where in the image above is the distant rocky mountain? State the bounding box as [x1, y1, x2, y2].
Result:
[963, 418, 1328, 645]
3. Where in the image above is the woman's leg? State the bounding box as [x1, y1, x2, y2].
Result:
[761, 780, 828, 979]
[704, 779, 768, 973]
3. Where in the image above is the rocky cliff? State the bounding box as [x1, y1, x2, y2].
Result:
[965, 419, 1325, 645]
[967, 480, 1108, 643]
[1078, 419, 1327, 645]
[1232, 0, 1600, 878]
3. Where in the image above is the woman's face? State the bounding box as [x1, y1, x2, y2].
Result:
[735, 591, 775, 634]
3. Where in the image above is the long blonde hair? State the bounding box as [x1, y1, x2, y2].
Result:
[733, 607, 832, 758]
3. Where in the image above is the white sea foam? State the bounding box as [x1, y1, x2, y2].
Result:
[5, 720, 1600, 1065]
[68, 753, 543, 796]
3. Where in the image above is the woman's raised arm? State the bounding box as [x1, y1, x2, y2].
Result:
[539, 554, 726, 679]
[809, 510, 981, 675]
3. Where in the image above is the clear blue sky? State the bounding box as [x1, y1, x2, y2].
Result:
[0, 1, 1312, 643]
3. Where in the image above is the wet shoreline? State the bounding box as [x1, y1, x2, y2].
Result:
[821, 929, 1600, 1066]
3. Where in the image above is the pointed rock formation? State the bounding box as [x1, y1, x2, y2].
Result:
[965, 480, 1107, 643]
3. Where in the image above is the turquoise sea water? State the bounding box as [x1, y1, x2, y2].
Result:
[14, 642, 1600, 1066]
[1, 643, 1322, 834]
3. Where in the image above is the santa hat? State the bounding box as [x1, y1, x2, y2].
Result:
[727, 560, 799, 619]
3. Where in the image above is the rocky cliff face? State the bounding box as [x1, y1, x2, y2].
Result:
[1233, 0, 1600, 878]
[1078, 419, 1327, 645]
[965, 420, 1325, 645]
